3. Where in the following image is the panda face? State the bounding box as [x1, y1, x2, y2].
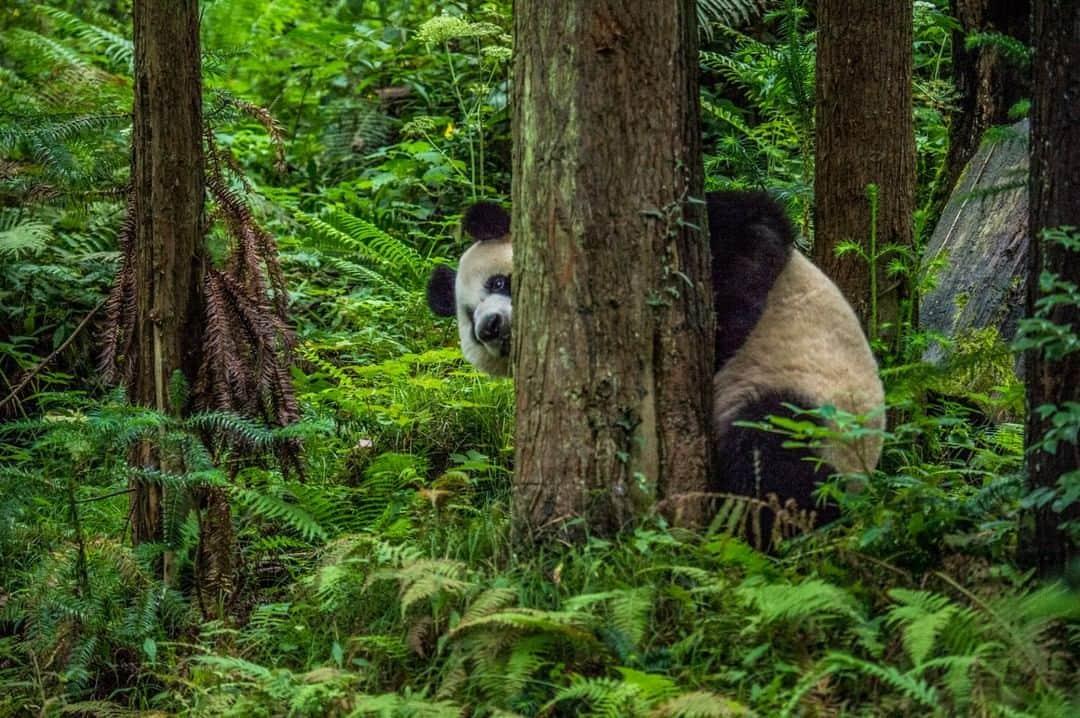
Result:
[454, 237, 513, 375]
[427, 202, 514, 376]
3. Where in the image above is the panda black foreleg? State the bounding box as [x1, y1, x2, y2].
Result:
[711, 392, 838, 549]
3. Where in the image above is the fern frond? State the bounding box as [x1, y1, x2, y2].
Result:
[298, 209, 428, 289]
[0, 216, 52, 257]
[565, 587, 655, 648]
[737, 577, 863, 626]
[461, 586, 520, 623]
[650, 690, 752, 717]
[543, 675, 645, 718]
[697, 0, 766, 39]
[449, 607, 601, 649]
[231, 485, 328, 542]
[347, 691, 462, 717]
[823, 652, 939, 706]
[186, 411, 279, 451]
[372, 558, 470, 616]
[321, 256, 413, 297]
[886, 588, 963, 665]
[782, 651, 938, 716]
[36, 6, 133, 69]
[7, 28, 100, 78]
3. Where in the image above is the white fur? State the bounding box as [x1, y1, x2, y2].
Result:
[712, 252, 885, 473]
[455, 238, 513, 377]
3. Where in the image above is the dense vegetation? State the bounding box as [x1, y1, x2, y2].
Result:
[0, 1, 1076, 715]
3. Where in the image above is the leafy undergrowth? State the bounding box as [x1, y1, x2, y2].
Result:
[2, 351, 1078, 716]
[1, 1, 1077, 716]
[170, 519, 1079, 718]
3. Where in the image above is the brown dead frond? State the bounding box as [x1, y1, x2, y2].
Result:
[100, 123, 299, 467]
[209, 91, 287, 173]
[658, 490, 820, 552]
[99, 201, 136, 386]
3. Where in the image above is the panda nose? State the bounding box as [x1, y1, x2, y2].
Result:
[477, 314, 504, 342]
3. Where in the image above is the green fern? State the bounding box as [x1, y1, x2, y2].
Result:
[347, 691, 462, 717]
[35, 6, 133, 69]
[6, 27, 99, 76]
[0, 214, 52, 257]
[564, 587, 655, 648]
[887, 588, 970, 665]
[298, 209, 430, 289]
[543, 675, 648, 718]
[372, 557, 471, 617]
[231, 483, 329, 543]
[736, 576, 864, 627]
[651, 690, 752, 717]
[783, 650, 939, 716]
[697, 0, 766, 39]
[460, 586, 519, 623]
[449, 607, 601, 649]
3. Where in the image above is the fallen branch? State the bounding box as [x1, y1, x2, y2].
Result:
[0, 299, 106, 412]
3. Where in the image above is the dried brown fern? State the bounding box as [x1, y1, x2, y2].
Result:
[101, 127, 299, 466]
[99, 200, 136, 387]
[659, 490, 820, 552]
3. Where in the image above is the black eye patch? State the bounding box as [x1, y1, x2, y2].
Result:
[485, 274, 511, 296]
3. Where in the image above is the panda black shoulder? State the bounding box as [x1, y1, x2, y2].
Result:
[706, 191, 796, 367]
[706, 191, 795, 257]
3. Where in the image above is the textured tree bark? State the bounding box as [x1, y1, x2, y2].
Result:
[814, 1, 916, 342]
[129, 0, 206, 555]
[944, 0, 1030, 197]
[1025, 0, 1080, 576]
[512, 1, 713, 539]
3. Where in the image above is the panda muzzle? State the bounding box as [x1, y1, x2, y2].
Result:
[476, 313, 507, 343]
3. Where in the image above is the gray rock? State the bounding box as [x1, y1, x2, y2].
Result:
[921, 120, 1028, 367]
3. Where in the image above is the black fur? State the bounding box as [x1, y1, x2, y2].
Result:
[712, 390, 837, 545]
[462, 201, 511, 241]
[484, 273, 511, 296]
[707, 191, 795, 368]
[427, 264, 457, 317]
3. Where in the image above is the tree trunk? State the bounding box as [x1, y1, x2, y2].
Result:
[512, 1, 713, 539]
[129, 0, 205, 554]
[944, 0, 1030, 197]
[1025, 0, 1080, 576]
[813, 1, 916, 344]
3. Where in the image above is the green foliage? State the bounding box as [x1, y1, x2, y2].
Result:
[700, 0, 815, 229]
[2, 1, 1078, 716]
[1014, 227, 1080, 539]
[697, 0, 767, 41]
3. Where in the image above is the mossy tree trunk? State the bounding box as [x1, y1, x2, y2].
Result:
[814, 0, 916, 345]
[1025, 0, 1080, 576]
[512, 1, 713, 540]
[129, 0, 225, 598]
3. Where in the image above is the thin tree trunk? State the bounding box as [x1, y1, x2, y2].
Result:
[814, 0, 916, 344]
[512, 1, 713, 540]
[1025, 0, 1080, 576]
[129, 0, 205, 563]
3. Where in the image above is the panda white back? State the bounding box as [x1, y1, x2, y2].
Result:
[712, 251, 885, 475]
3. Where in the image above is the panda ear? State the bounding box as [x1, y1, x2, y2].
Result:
[427, 264, 457, 317]
[462, 201, 510, 241]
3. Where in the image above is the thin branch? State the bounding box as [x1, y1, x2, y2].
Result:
[75, 487, 136, 504]
[0, 298, 106, 411]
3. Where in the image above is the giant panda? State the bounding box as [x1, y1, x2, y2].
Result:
[427, 192, 885, 538]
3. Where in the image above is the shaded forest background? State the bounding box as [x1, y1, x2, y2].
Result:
[0, 1, 1077, 716]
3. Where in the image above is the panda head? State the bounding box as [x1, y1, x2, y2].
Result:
[427, 202, 513, 376]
